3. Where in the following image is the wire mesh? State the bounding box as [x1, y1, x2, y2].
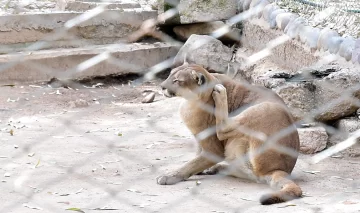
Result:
[0, 0, 359, 212]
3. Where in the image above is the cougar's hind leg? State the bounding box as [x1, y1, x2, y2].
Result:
[259, 170, 302, 205]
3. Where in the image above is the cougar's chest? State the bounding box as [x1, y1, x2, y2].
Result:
[179, 100, 215, 135]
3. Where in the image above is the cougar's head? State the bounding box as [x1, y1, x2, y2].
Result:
[160, 63, 215, 101]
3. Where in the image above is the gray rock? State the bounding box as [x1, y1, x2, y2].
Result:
[69, 99, 89, 108]
[298, 127, 328, 154]
[338, 37, 356, 61]
[254, 72, 287, 89]
[158, 0, 237, 24]
[172, 21, 241, 43]
[237, 0, 245, 12]
[328, 117, 360, 157]
[274, 82, 315, 121]
[173, 35, 233, 73]
[313, 68, 360, 122]
[331, 117, 360, 143]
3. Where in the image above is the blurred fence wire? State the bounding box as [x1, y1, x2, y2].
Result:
[0, 0, 359, 212]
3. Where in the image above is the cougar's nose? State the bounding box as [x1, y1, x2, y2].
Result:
[160, 81, 166, 90]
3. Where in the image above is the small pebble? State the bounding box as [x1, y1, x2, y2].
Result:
[142, 92, 156, 103]
[69, 99, 89, 108]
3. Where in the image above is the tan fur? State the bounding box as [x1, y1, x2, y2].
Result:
[157, 63, 303, 205]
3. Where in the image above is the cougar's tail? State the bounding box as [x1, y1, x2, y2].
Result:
[260, 170, 302, 205]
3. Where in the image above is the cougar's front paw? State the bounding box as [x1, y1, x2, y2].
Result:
[212, 84, 227, 103]
[156, 174, 184, 185]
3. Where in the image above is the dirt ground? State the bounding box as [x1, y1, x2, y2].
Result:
[0, 78, 359, 213]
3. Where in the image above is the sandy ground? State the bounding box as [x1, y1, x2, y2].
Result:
[0, 79, 359, 213]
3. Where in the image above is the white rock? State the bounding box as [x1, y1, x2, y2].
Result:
[328, 36, 344, 54]
[269, 9, 286, 29]
[262, 4, 278, 21]
[254, 0, 271, 18]
[338, 37, 356, 61]
[284, 17, 307, 39]
[351, 38, 360, 64]
[317, 28, 339, 51]
[298, 25, 321, 51]
[275, 12, 298, 30]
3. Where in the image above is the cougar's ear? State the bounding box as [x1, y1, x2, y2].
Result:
[190, 70, 206, 85]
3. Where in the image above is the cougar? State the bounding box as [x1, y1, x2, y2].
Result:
[157, 62, 302, 205]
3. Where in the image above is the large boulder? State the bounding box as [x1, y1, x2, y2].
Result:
[252, 64, 360, 123]
[274, 82, 315, 121]
[173, 35, 233, 73]
[158, 0, 237, 24]
[172, 21, 241, 43]
[313, 68, 360, 122]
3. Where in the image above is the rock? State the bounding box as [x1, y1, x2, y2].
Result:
[328, 117, 360, 157]
[172, 21, 241, 43]
[274, 82, 315, 121]
[142, 92, 156, 103]
[298, 127, 328, 154]
[337, 117, 360, 134]
[269, 9, 286, 29]
[262, 4, 278, 22]
[56, 0, 75, 10]
[254, 72, 287, 89]
[328, 37, 345, 54]
[313, 68, 360, 122]
[69, 99, 89, 108]
[298, 25, 321, 51]
[242, 0, 252, 11]
[276, 12, 298, 31]
[158, 0, 237, 24]
[317, 28, 339, 51]
[352, 39, 360, 64]
[284, 17, 307, 39]
[253, 0, 271, 18]
[173, 35, 233, 73]
[249, 0, 262, 8]
[338, 37, 356, 61]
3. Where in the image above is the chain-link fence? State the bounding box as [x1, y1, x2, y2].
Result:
[0, 0, 359, 212]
